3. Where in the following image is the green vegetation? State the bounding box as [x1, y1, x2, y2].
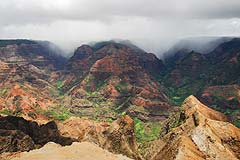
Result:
[105, 118, 114, 123]
[224, 108, 232, 115]
[134, 118, 161, 142]
[165, 82, 204, 106]
[95, 80, 108, 91]
[165, 87, 186, 106]
[1, 88, 7, 96]
[87, 92, 106, 107]
[56, 80, 65, 95]
[43, 105, 72, 121]
[57, 80, 64, 89]
[0, 109, 12, 115]
[161, 110, 186, 135]
[43, 68, 51, 74]
[171, 96, 183, 106]
[121, 111, 126, 116]
[115, 96, 132, 111]
[228, 97, 239, 106]
[115, 81, 128, 94]
[233, 121, 240, 128]
[0, 107, 23, 117]
[66, 77, 83, 91]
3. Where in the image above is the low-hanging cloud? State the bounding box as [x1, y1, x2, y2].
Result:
[1, 0, 240, 57]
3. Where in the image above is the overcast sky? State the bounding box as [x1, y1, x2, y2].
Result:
[1, 0, 240, 56]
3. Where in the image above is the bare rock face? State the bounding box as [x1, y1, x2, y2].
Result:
[102, 115, 140, 159]
[150, 95, 240, 160]
[0, 58, 59, 121]
[0, 40, 66, 70]
[1, 142, 133, 160]
[0, 115, 141, 160]
[0, 116, 75, 154]
[0, 129, 35, 153]
[57, 117, 109, 144]
[65, 45, 94, 73]
[57, 115, 142, 160]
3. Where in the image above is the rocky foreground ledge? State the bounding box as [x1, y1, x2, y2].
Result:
[1, 95, 240, 160]
[0, 114, 142, 160]
[1, 142, 132, 160]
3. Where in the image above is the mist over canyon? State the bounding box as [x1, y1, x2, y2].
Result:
[1, 0, 240, 159]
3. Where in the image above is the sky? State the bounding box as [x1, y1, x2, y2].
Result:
[1, 0, 240, 56]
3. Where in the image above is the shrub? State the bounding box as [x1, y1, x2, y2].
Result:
[1, 88, 7, 96]
[233, 121, 240, 128]
[105, 118, 113, 123]
[0, 109, 12, 115]
[57, 80, 64, 89]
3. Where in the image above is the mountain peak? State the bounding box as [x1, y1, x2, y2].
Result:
[90, 40, 145, 53]
[72, 45, 93, 60]
[151, 96, 240, 160]
[183, 95, 228, 122]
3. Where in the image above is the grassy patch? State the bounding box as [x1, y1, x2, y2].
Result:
[0, 109, 12, 115]
[0, 108, 22, 117]
[233, 121, 240, 128]
[105, 118, 114, 123]
[43, 105, 72, 121]
[134, 118, 161, 142]
[1, 88, 7, 96]
[57, 80, 65, 90]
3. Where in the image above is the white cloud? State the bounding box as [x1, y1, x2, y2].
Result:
[1, 0, 240, 56]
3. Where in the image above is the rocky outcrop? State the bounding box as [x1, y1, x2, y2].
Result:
[102, 115, 140, 159]
[0, 115, 141, 159]
[150, 96, 240, 160]
[0, 129, 35, 153]
[0, 116, 75, 154]
[57, 115, 142, 159]
[1, 142, 132, 160]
